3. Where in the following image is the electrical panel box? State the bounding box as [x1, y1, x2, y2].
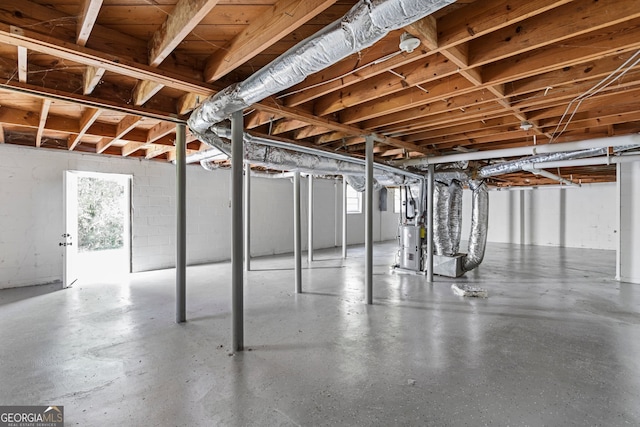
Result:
[399, 225, 423, 271]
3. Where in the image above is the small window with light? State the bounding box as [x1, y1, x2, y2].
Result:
[346, 185, 362, 214]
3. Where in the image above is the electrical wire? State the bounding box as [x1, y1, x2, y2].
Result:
[549, 49, 640, 143]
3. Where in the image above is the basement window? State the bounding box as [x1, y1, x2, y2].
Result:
[393, 188, 401, 213]
[346, 185, 362, 214]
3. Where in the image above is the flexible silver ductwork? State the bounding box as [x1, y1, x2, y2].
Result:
[196, 125, 417, 187]
[463, 181, 489, 272]
[189, 0, 455, 133]
[477, 147, 608, 178]
[432, 180, 464, 257]
[448, 180, 463, 255]
[433, 182, 452, 256]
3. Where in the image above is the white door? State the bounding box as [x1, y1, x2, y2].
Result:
[63, 171, 79, 288]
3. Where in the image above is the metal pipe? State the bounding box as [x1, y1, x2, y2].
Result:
[365, 136, 374, 305]
[522, 164, 579, 187]
[294, 171, 302, 293]
[244, 163, 251, 271]
[308, 175, 314, 263]
[478, 147, 607, 178]
[397, 134, 640, 166]
[342, 176, 347, 259]
[231, 111, 244, 352]
[426, 164, 434, 283]
[527, 153, 640, 169]
[175, 123, 186, 323]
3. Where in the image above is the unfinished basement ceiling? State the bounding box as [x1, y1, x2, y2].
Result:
[0, 0, 638, 187]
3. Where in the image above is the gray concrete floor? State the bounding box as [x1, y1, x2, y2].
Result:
[1, 242, 639, 426]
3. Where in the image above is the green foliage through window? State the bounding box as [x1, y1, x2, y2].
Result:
[77, 177, 125, 252]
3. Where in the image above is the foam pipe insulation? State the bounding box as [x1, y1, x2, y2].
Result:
[188, 0, 455, 134]
[477, 147, 607, 178]
[463, 181, 489, 272]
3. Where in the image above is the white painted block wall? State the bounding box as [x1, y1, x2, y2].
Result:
[619, 161, 640, 284]
[0, 145, 399, 288]
[460, 183, 617, 250]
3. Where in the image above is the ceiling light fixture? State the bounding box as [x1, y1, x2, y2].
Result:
[399, 32, 421, 53]
[520, 121, 534, 131]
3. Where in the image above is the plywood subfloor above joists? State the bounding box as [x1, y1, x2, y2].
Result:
[0, 0, 638, 183]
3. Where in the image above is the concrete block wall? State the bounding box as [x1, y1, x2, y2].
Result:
[0, 145, 399, 288]
[460, 183, 617, 250]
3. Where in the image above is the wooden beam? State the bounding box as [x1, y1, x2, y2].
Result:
[146, 121, 175, 143]
[17, 46, 27, 83]
[0, 124, 4, 143]
[0, 22, 215, 96]
[437, 0, 573, 47]
[96, 114, 142, 153]
[313, 53, 457, 116]
[204, 0, 336, 82]
[68, 107, 101, 150]
[145, 145, 172, 159]
[148, 0, 220, 67]
[176, 92, 201, 115]
[121, 141, 146, 157]
[405, 15, 438, 50]
[255, 100, 431, 154]
[272, 119, 308, 135]
[83, 65, 105, 95]
[468, 0, 640, 67]
[76, 0, 103, 47]
[132, 81, 164, 106]
[35, 99, 51, 148]
[339, 75, 475, 124]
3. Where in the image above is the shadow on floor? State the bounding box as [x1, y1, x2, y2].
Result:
[0, 282, 64, 306]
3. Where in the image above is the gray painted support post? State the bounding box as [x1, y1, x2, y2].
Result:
[176, 123, 186, 323]
[308, 175, 314, 263]
[365, 136, 374, 304]
[342, 176, 347, 259]
[294, 172, 302, 293]
[244, 163, 251, 271]
[426, 165, 434, 283]
[231, 111, 244, 352]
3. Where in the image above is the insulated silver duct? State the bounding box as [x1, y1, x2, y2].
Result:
[188, 0, 455, 133]
[345, 175, 383, 192]
[478, 147, 607, 178]
[197, 125, 414, 186]
[463, 181, 489, 272]
[433, 182, 452, 256]
[448, 180, 463, 255]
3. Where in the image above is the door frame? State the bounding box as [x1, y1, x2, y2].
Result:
[63, 170, 132, 287]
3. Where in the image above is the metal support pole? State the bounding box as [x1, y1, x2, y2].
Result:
[231, 110, 244, 352]
[365, 136, 374, 304]
[342, 176, 347, 259]
[244, 163, 251, 271]
[176, 123, 186, 323]
[426, 165, 434, 283]
[294, 172, 302, 293]
[308, 175, 314, 263]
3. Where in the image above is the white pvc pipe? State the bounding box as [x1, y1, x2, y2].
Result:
[529, 153, 640, 169]
[399, 134, 640, 166]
